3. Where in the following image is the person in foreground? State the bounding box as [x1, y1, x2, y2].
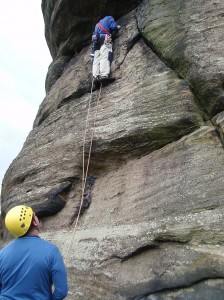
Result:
[0, 205, 68, 300]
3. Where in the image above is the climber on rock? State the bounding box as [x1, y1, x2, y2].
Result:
[90, 16, 121, 87]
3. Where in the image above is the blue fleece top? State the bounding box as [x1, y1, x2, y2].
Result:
[0, 235, 68, 300]
[93, 16, 119, 37]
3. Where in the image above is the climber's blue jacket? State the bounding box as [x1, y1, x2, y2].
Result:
[92, 16, 119, 41]
[0, 235, 68, 300]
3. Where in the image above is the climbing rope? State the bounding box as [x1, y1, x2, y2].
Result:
[74, 79, 102, 230]
[81, 76, 95, 206]
[65, 79, 102, 262]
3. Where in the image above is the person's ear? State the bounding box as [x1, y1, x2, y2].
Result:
[32, 216, 38, 226]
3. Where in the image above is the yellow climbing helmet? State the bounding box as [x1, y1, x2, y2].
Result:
[5, 205, 33, 237]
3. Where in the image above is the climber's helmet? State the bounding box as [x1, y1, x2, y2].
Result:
[5, 205, 33, 237]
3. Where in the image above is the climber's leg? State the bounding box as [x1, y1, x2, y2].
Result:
[99, 42, 112, 78]
[92, 50, 100, 78]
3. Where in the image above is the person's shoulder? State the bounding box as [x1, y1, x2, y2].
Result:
[39, 237, 55, 245]
[39, 237, 60, 251]
[107, 16, 115, 21]
[0, 239, 15, 254]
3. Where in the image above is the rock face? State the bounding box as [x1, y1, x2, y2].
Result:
[1, 0, 224, 299]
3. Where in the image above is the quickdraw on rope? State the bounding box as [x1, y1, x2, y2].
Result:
[65, 78, 102, 262]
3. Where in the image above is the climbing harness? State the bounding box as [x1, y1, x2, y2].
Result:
[97, 21, 111, 35]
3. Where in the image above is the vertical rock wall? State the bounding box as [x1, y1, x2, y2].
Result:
[1, 0, 224, 299]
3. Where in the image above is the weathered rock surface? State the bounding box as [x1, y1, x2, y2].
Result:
[1, 0, 224, 299]
[42, 0, 141, 91]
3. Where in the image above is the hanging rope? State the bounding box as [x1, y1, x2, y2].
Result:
[81, 77, 95, 207]
[65, 80, 102, 263]
[64, 2, 105, 263]
[74, 81, 102, 230]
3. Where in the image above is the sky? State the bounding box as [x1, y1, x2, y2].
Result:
[0, 1, 52, 192]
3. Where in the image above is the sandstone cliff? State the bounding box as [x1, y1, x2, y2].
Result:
[1, 0, 224, 299]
